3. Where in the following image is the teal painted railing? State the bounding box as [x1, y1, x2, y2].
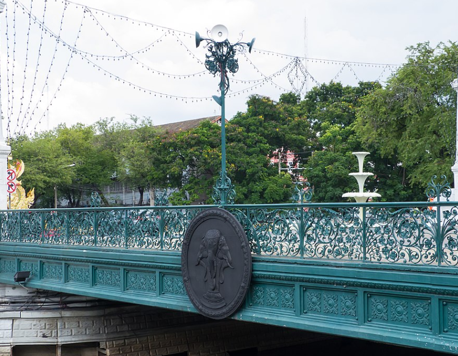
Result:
[0, 201, 457, 266]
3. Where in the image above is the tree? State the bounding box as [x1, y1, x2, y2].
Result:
[167, 105, 302, 205]
[10, 132, 75, 208]
[168, 120, 223, 204]
[56, 124, 117, 207]
[301, 82, 384, 202]
[356, 42, 458, 196]
[115, 117, 159, 205]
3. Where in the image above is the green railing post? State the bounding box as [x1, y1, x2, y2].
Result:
[0, 211, 3, 242]
[124, 209, 128, 249]
[362, 206, 367, 262]
[93, 210, 98, 247]
[159, 209, 164, 251]
[65, 211, 70, 245]
[436, 202, 442, 266]
[255, 209, 261, 255]
[41, 212, 45, 244]
[300, 205, 304, 258]
[18, 211, 22, 242]
[246, 208, 260, 255]
[245, 209, 255, 255]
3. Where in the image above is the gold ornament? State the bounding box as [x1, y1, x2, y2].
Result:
[7, 159, 35, 209]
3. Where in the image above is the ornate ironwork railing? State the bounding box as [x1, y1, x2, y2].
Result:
[0, 201, 457, 266]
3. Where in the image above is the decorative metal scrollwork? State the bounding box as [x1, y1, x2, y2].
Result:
[212, 171, 236, 205]
[440, 207, 458, 266]
[90, 192, 102, 207]
[292, 181, 313, 203]
[204, 41, 243, 94]
[365, 207, 437, 264]
[425, 175, 451, 202]
[154, 189, 169, 206]
[2, 196, 458, 267]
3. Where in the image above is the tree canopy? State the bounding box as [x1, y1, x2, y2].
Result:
[356, 41, 458, 196]
[9, 41, 458, 207]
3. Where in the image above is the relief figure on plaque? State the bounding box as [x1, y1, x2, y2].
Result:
[196, 229, 233, 308]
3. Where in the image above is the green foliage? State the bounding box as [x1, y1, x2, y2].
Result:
[55, 123, 117, 206]
[167, 120, 221, 204]
[228, 95, 311, 203]
[301, 82, 383, 201]
[115, 117, 157, 205]
[10, 132, 75, 207]
[168, 95, 308, 204]
[356, 41, 458, 194]
[11, 41, 457, 207]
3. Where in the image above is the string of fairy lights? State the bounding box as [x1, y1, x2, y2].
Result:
[1, 0, 412, 139]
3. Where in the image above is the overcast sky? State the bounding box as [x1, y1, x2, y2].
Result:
[1, 0, 457, 137]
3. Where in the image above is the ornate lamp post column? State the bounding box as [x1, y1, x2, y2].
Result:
[0, 1, 10, 210]
[195, 25, 255, 205]
[451, 78, 458, 200]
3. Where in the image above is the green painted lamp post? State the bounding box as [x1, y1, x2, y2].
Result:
[0, 0, 11, 210]
[195, 25, 255, 205]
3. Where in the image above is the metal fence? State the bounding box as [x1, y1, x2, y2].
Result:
[0, 201, 457, 266]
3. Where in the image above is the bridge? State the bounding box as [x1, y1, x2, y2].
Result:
[0, 199, 458, 353]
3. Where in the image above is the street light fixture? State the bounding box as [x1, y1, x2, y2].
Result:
[195, 25, 255, 205]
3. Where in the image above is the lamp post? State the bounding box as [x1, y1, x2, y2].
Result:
[195, 25, 255, 205]
[0, 1, 10, 210]
[450, 78, 458, 201]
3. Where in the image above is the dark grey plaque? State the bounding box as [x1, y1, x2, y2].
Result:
[181, 208, 252, 319]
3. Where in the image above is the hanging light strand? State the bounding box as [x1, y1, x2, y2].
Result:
[11, 0, 36, 136]
[3, 0, 429, 134]
[11, 1, 266, 108]
[76, 51, 212, 102]
[5, 0, 17, 138]
[16, 1, 207, 80]
[22, 0, 69, 134]
[17, 0, 50, 134]
[231, 58, 296, 85]
[64, 0, 192, 38]
[240, 52, 292, 92]
[85, 10, 206, 78]
[30, 7, 86, 134]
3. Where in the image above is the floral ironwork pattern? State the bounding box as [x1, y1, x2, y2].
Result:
[292, 181, 313, 203]
[365, 207, 437, 264]
[212, 171, 236, 205]
[1, 176, 458, 267]
[126, 271, 156, 293]
[425, 175, 451, 202]
[163, 275, 186, 296]
[67, 265, 90, 284]
[230, 206, 362, 260]
[440, 207, 458, 266]
[411, 301, 430, 326]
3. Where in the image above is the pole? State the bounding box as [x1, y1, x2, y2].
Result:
[54, 186, 57, 209]
[220, 64, 227, 205]
[195, 26, 254, 205]
[451, 78, 458, 196]
[0, 1, 10, 210]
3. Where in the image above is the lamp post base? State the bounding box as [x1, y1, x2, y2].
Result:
[212, 170, 235, 205]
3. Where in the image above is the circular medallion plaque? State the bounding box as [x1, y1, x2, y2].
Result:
[181, 208, 252, 320]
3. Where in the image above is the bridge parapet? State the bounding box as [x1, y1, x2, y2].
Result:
[1, 202, 458, 353]
[0, 201, 456, 266]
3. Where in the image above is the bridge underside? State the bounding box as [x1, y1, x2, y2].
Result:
[0, 243, 458, 354]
